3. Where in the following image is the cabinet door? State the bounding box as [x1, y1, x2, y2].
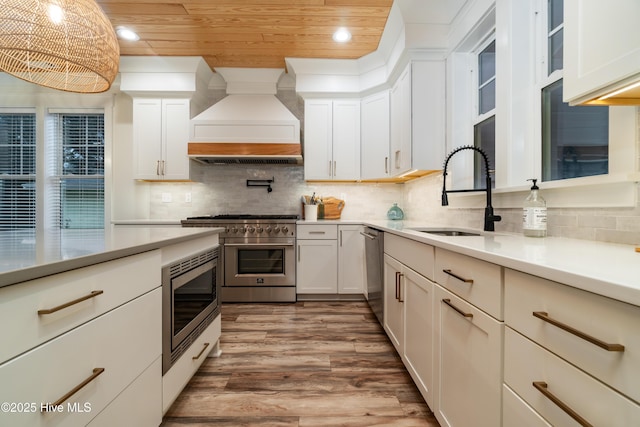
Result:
[411, 61, 446, 170]
[296, 239, 338, 293]
[383, 254, 404, 352]
[338, 225, 364, 294]
[403, 267, 435, 408]
[161, 99, 190, 180]
[361, 91, 390, 180]
[133, 98, 163, 180]
[304, 100, 333, 180]
[434, 285, 503, 427]
[563, 0, 640, 104]
[390, 65, 412, 176]
[332, 100, 361, 180]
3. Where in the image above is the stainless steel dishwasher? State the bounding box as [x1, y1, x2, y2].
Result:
[361, 227, 384, 326]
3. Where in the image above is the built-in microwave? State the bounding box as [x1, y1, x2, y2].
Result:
[161, 247, 220, 375]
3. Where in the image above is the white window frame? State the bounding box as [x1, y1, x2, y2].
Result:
[448, 0, 638, 209]
[46, 109, 105, 230]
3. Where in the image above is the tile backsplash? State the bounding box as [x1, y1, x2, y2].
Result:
[147, 162, 404, 221]
[146, 163, 639, 245]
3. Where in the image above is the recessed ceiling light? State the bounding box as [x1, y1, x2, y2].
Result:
[332, 28, 352, 43]
[116, 26, 140, 41]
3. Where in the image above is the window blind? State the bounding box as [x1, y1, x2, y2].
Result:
[0, 113, 36, 230]
[48, 113, 104, 229]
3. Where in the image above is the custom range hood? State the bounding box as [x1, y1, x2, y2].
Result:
[189, 68, 302, 164]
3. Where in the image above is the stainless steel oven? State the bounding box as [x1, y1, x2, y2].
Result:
[162, 247, 220, 375]
[224, 238, 295, 287]
[181, 214, 298, 302]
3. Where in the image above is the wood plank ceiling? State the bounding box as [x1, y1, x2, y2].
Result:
[95, 0, 394, 70]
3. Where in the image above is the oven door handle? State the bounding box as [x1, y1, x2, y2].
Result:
[223, 243, 295, 247]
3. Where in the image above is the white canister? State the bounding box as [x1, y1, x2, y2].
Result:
[304, 204, 318, 221]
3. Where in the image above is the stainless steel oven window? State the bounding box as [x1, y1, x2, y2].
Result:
[172, 259, 215, 337]
[237, 248, 285, 274]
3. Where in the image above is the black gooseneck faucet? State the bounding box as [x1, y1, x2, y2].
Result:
[441, 145, 501, 232]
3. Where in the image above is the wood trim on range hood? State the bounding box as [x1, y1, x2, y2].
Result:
[188, 142, 302, 164]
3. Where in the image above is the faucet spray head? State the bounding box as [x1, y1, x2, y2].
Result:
[441, 191, 449, 206]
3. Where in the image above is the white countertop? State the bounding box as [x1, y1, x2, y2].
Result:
[0, 226, 223, 288]
[363, 220, 640, 307]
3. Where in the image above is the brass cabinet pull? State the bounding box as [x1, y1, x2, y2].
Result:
[442, 269, 474, 284]
[384, 156, 388, 174]
[442, 298, 473, 319]
[398, 273, 404, 302]
[192, 342, 210, 360]
[533, 311, 625, 352]
[395, 271, 404, 302]
[45, 368, 105, 410]
[533, 381, 593, 427]
[333, 160, 337, 176]
[38, 290, 104, 315]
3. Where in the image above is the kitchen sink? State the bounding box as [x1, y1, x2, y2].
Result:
[409, 228, 482, 237]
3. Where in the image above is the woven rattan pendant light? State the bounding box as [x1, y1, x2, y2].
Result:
[0, 0, 120, 93]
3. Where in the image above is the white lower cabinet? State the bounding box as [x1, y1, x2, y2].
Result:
[402, 266, 434, 408]
[383, 254, 404, 351]
[296, 224, 364, 296]
[504, 268, 640, 425]
[297, 238, 338, 294]
[505, 327, 640, 426]
[433, 285, 503, 427]
[337, 225, 365, 294]
[0, 288, 161, 427]
[383, 240, 435, 408]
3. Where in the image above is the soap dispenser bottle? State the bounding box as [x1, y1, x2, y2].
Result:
[523, 179, 547, 237]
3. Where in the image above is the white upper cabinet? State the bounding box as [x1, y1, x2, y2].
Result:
[361, 91, 390, 180]
[563, 0, 640, 105]
[133, 98, 190, 180]
[304, 99, 361, 180]
[389, 61, 446, 177]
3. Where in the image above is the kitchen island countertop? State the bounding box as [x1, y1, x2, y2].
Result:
[0, 226, 223, 288]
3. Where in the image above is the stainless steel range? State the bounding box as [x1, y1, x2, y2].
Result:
[181, 214, 298, 302]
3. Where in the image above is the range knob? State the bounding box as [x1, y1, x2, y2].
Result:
[256, 227, 264, 233]
[231, 226, 238, 233]
[273, 226, 280, 233]
[265, 226, 272, 233]
[282, 226, 289, 234]
[247, 226, 256, 233]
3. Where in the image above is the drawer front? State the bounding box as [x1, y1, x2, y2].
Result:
[505, 327, 640, 427]
[385, 233, 434, 280]
[434, 285, 503, 427]
[0, 288, 161, 427]
[297, 224, 338, 240]
[505, 268, 640, 403]
[503, 384, 552, 427]
[88, 358, 162, 427]
[0, 250, 161, 364]
[434, 248, 503, 320]
[163, 314, 221, 413]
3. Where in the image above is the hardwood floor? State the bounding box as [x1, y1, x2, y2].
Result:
[161, 301, 440, 427]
